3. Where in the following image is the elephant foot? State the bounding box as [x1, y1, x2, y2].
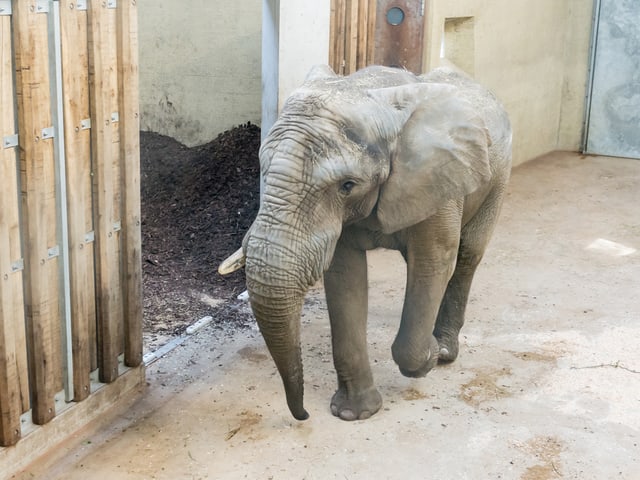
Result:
[330, 385, 382, 421]
[394, 335, 439, 378]
[435, 334, 459, 364]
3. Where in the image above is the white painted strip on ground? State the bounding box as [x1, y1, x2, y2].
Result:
[186, 315, 213, 335]
[143, 335, 189, 365]
[237, 290, 249, 301]
[586, 238, 637, 256]
[144, 315, 217, 365]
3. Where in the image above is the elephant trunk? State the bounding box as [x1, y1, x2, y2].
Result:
[243, 218, 319, 420]
[246, 283, 309, 420]
[241, 189, 335, 420]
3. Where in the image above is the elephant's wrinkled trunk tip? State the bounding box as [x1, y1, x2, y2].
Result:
[218, 247, 246, 275]
[289, 401, 310, 421]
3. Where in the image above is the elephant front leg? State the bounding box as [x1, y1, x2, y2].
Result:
[324, 239, 382, 421]
[393, 209, 461, 377]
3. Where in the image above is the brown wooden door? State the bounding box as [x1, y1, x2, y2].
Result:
[373, 0, 425, 73]
[329, 0, 425, 75]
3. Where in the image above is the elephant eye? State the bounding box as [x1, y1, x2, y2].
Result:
[340, 180, 356, 195]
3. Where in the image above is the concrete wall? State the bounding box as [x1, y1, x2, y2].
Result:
[138, 1, 594, 163]
[276, 0, 331, 110]
[138, 1, 262, 147]
[261, 0, 331, 141]
[426, 0, 594, 165]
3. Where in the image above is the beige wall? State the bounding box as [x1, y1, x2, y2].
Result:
[426, 0, 594, 165]
[138, 1, 594, 162]
[262, 0, 331, 141]
[277, 0, 331, 110]
[138, 1, 262, 147]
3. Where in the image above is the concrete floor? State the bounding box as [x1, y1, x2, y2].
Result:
[15, 152, 640, 479]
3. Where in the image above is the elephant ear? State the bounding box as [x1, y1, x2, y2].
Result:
[369, 83, 492, 234]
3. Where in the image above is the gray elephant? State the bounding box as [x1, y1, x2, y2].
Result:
[220, 65, 511, 421]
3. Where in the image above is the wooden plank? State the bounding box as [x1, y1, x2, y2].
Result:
[88, 0, 123, 383]
[334, 0, 346, 74]
[366, 0, 376, 65]
[117, 0, 143, 367]
[0, 14, 29, 447]
[356, 0, 369, 70]
[59, 0, 96, 401]
[0, 365, 145, 477]
[344, 0, 359, 74]
[12, 0, 63, 425]
[329, 0, 337, 70]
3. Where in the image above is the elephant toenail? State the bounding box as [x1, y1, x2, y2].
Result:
[440, 347, 449, 356]
[340, 409, 357, 421]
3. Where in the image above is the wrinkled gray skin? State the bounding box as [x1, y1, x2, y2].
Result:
[229, 65, 511, 421]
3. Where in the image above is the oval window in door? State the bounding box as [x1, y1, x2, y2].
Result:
[386, 7, 405, 26]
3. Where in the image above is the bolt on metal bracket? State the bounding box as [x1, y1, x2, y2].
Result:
[3, 134, 18, 148]
[110, 112, 119, 123]
[107, 0, 117, 8]
[48, 245, 60, 259]
[0, 0, 12, 15]
[11, 259, 24, 273]
[42, 126, 55, 140]
[84, 231, 95, 243]
[36, 0, 49, 13]
[80, 118, 91, 130]
[76, 0, 87, 10]
[113, 221, 122, 232]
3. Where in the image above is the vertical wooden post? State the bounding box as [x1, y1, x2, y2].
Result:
[329, 0, 337, 69]
[344, 0, 358, 74]
[356, 0, 369, 70]
[0, 12, 29, 447]
[117, 0, 143, 368]
[12, 0, 63, 425]
[88, 0, 123, 383]
[333, 0, 346, 74]
[59, 0, 96, 401]
[366, 0, 377, 65]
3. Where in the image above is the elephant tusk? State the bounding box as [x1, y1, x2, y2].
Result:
[218, 247, 246, 275]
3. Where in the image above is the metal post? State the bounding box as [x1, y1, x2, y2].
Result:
[48, 0, 74, 403]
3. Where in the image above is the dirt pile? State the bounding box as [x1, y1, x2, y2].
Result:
[140, 123, 261, 348]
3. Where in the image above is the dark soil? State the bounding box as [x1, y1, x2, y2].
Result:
[140, 123, 261, 350]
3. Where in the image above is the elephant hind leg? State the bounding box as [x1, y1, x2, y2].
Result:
[435, 186, 507, 363]
[433, 254, 480, 363]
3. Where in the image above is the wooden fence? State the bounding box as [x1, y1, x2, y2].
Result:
[0, 0, 142, 450]
[329, 0, 426, 75]
[329, 0, 377, 75]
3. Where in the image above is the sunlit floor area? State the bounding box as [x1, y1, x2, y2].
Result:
[17, 152, 640, 479]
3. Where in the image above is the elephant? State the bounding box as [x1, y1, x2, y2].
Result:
[219, 64, 512, 421]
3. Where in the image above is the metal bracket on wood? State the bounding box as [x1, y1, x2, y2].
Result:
[107, 0, 117, 8]
[84, 231, 95, 243]
[80, 118, 91, 130]
[76, 0, 87, 10]
[113, 221, 122, 232]
[0, 0, 12, 15]
[111, 112, 120, 123]
[47, 245, 60, 259]
[11, 259, 24, 273]
[3, 134, 18, 148]
[42, 126, 55, 140]
[36, 0, 49, 13]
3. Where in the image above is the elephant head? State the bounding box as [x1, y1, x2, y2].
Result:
[219, 65, 492, 420]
